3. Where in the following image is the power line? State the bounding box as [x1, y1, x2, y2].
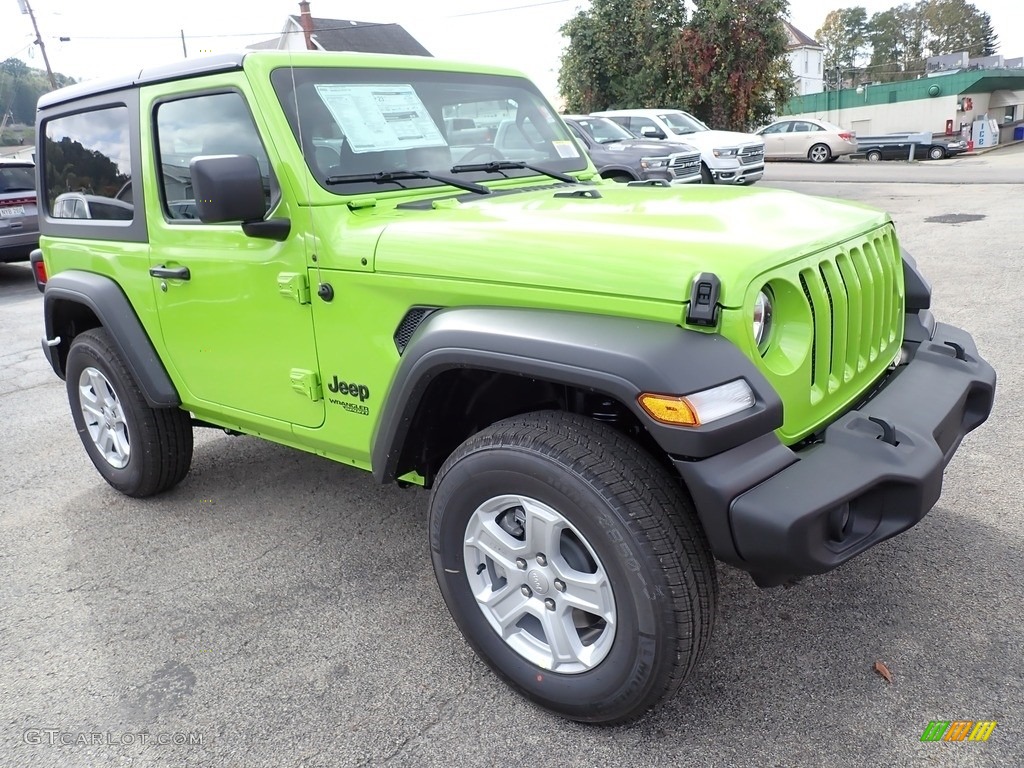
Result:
[0, 41, 36, 62]
[449, 0, 575, 18]
[34, 0, 579, 42]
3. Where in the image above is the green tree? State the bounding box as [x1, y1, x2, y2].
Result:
[922, 0, 998, 56]
[867, 3, 926, 81]
[816, 6, 869, 73]
[976, 11, 999, 56]
[0, 57, 76, 128]
[558, 0, 687, 113]
[676, 0, 794, 130]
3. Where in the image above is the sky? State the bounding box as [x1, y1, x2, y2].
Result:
[1, 0, 1020, 107]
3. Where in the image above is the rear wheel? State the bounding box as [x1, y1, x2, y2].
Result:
[866, 150, 883, 162]
[428, 411, 717, 724]
[65, 328, 193, 497]
[928, 145, 946, 160]
[808, 143, 831, 163]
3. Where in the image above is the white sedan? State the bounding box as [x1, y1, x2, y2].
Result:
[756, 118, 858, 163]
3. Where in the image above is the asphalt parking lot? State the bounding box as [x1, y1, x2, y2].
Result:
[2, 148, 1022, 768]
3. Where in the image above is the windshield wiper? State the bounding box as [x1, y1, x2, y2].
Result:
[450, 161, 577, 184]
[324, 169, 490, 195]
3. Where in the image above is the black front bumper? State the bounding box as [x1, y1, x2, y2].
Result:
[676, 318, 996, 586]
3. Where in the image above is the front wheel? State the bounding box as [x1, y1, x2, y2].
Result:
[928, 146, 946, 160]
[428, 411, 717, 724]
[866, 150, 883, 162]
[700, 163, 715, 184]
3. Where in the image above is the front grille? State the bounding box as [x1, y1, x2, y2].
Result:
[799, 229, 902, 405]
[668, 153, 701, 179]
[739, 145, 764, 165]
[753, 226, 905, 442]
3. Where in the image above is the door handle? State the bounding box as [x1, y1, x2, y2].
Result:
[149, 265, 190, 280]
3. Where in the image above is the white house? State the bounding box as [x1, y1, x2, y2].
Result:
[784, 21, 824, 96]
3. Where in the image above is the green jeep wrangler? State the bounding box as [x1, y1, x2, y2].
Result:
[32, 51, 995, 724]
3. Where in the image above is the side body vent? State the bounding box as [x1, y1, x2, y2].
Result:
[394, 306, 440, 354]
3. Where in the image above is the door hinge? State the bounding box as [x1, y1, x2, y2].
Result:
[278, 272, 310, 305]
[290, 369, 322, 401]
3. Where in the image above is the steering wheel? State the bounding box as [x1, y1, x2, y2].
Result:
[457, 146, 507, 165]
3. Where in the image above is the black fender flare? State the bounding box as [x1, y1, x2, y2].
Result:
[596, 164, 640, 180]
[370, 307, 782, 482]
[42, 270, 181, 408]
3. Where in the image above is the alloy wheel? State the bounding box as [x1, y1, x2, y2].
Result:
[463, 494, 616, 674]
[78, 366, 131, 468]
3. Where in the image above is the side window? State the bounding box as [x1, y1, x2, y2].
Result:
[762, 122, 791, 135]
[44, 105, 133, 221]
[628, 116, 658, 133]
[155, 91, 273, 221]
[566, 123, 588, 145]
[793, 122, 815, 133]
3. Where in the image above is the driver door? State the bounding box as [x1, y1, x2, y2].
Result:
[144, 84, 324, 429]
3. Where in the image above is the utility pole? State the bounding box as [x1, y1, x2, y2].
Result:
[19, 0, 58, 89]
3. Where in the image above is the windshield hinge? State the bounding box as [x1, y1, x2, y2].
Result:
[686, 272, 721, 327]
[278, 272, 310, 305]
[290, 369, 322, 401]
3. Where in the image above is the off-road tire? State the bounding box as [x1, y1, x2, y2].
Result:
[65, 328, 193, 497]
[428, 410, 717, 724]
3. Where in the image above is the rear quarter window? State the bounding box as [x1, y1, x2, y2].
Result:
[43, 105, 134, 221]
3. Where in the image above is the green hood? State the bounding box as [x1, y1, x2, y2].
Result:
[370, 184, 892, 307]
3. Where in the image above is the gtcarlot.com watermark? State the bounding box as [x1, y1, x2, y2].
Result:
[24, 728, 204, 747]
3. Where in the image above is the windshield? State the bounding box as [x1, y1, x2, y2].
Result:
[657, 112, 708, 135]
[272, 68, 587, 195]
[572, 117, 636, 143]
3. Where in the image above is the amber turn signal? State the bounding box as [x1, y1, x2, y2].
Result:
[637, 393, 700, 426]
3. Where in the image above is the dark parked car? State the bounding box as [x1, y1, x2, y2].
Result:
[561, 115, 702, 184]
[0, 160, 39, 263]
[858, 137, 968, 161]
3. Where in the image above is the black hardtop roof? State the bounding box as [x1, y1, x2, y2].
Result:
[37, 53, 246, 110]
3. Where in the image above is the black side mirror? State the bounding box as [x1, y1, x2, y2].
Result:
[640, 127, 666, 139]
[189, 154, 290, 240]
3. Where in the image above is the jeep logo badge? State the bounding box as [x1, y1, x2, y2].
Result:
[327, 376, 370, 401]
[527, 570, 549, 595]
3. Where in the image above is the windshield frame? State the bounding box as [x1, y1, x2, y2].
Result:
[271, 67, 588, 196]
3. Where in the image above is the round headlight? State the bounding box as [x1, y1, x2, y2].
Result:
[753, 289, 773, 353]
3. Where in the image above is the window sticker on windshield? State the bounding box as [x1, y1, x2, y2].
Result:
[552, 140, 580, 159]
[313, 84, 447, 154]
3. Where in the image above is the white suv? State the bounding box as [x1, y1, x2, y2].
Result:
[592, 109, 765, 186]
